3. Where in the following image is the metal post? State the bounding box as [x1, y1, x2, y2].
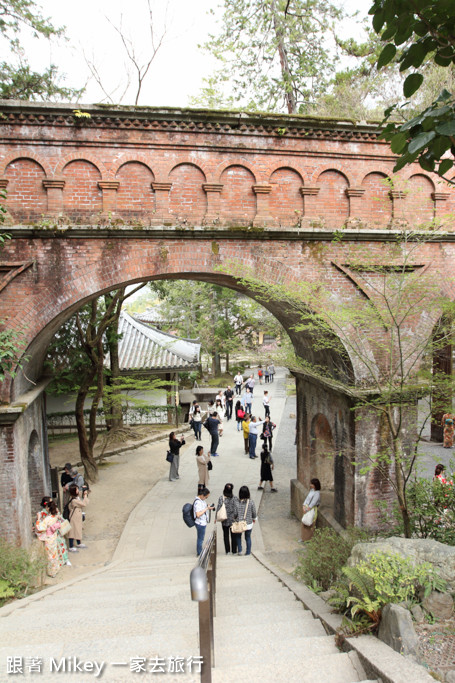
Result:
[198, 597, 212, 683]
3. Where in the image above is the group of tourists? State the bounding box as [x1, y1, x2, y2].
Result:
[34, 463, 89, 579]
[193, 483, 258, 556]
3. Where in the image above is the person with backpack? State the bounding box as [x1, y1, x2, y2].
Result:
[442, 412, 455, 448]
[194, 487, 215, 556]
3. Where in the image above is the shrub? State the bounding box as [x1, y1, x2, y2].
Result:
[339, 551, 446, 629]
[294, 527, 370, 591]
[407, 477, 455, 545]
[0, 539, 45, 605]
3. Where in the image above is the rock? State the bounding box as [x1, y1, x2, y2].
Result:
[422, 591, 454, 620]
[319, 589, 336, 602]
[410, 604, 425, 623]
[445, 671, 455, 683]
[378, 603, 420, 658]
[348, 537, 455, 591]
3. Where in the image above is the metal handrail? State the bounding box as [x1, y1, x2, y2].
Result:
[190, 527, 217, 683]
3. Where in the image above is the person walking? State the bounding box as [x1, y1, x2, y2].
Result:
[196, 445, 211, 494]
[263, 390, 271, 418]
[261, 415, 276, 452]
[169, 431, 185, 481]
[248, 416, 266, 459]
[258, 367, 263, 384]
[216, 483, 240, 554]
[205, 412, 221, 456]
[224, 385, 234, 420]
[245, 374, 255, 395]
[242, 387, 253, 415]
[232, 486, 257, 555]
[264, 367, 270, 384]
[258, 444, 277, 492]
[242, 414, 251, 455]
[234, 371, 243, 395]
[189, 402, 203, 441]
[67, 484, 89, 552]
[235, 400, 245, 432]
[268, 363, 275, 383]
[194, 487, 214, 556]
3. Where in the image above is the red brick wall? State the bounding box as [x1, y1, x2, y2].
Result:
[5, 158, 46, 222]
[116, 161, 155, 218]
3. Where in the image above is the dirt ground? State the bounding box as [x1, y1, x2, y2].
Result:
[45, 430, 173, 584]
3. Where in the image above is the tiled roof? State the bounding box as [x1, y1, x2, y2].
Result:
[116, 312, 200, 371]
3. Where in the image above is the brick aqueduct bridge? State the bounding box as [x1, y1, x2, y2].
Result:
[0, 100, 454, 545]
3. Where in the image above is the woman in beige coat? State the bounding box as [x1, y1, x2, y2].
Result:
[68, 484, 89, 552]
[196, 445, 211, 494]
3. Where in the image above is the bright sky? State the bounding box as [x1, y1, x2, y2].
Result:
[13, 0, 368, 108]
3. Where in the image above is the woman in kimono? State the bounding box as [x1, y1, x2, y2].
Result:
[35, 497, 68, 577]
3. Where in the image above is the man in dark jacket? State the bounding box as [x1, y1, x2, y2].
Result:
[204, 412, 221, 456]
[224, 385, 234, 420]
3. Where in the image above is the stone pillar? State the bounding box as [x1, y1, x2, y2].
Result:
[98, 180, 120, 216]
[390, 189, 407, 223]
[252, 184, 272, 226]
[151, 182, 173, 224]
[42, 178, 65, 215]
[300, 186, 320, 220]
[345, 187, 365, 221]
[432, 192, 450, 220]
[202, 183, 223, 224]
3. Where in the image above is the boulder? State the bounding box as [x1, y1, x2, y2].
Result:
[378, 603, 419, 658]
[348, 537, 455, 591]
[422, 591, 454, 620]
[410, 604, 425, 624]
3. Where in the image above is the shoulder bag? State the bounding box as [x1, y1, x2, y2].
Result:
[301, 507, 316, 527]
[216, 497, 227, 522]
[231, 500, 249, 533]
[166, 450, 174, 463]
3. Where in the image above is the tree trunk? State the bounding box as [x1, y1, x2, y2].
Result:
[392, 436, 411, 538]
[271, 0, 297, 114]
[212, 351, 221, 376]
[75, 366, 99, 483]
[105, 298, 124, 430]
[88, 337, 105, 455]
[225, 351, 230, 373]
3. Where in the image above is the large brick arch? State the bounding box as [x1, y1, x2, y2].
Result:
[1, 102, 455, 545]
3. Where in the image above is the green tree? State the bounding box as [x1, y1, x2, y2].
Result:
[369, 0, 455, 181]
[149, 280, 282, 374]
[224, 230, 455, 537]
[191, 0, 342, 114]
[0, 0, 82, 100]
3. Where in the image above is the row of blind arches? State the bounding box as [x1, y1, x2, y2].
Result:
[3, 156, 446, 227]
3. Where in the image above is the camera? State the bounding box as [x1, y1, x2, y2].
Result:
[81, 485, 89, 495]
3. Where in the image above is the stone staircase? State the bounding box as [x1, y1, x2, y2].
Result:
[0, 553, 379, 683]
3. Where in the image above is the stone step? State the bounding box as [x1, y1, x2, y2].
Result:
[215, 616, 331, 643]
[211, 652, 367, 683]
[214, 634, 339, 666]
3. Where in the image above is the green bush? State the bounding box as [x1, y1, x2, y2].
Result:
[407, 477, 455, 545]
[340, 551, 446, 628]
[294, 527, 370, 591]
[0, 539, 45, 605]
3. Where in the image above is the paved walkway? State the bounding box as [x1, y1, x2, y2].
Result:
[114, 369, 289, 561]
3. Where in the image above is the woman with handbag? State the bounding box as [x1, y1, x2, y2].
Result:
[169, 432, 185, 481]
[300, 478, 321, 542]
[231, 485, 257, 556]
[196, 445, 211, 494]
[35, 496, 69, 576]
[215, 483, 240, 554]
[258, 444, 277, 492]
[68, 484, 89, 552]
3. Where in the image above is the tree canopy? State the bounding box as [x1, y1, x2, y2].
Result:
[0, 0, 82, 100]
[191, 0, 342, 114]
[370, 0, 455, 181]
